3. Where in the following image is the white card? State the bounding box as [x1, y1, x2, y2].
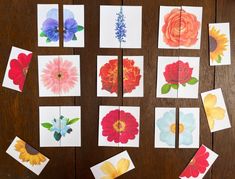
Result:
[63, 5, 85, 47]
[39, 106, 81, 147]
[2, 46, 32, 92]
[201, 88, 231, 132]
[90, 151, 135, 179]
[155, 107, 176, 148]
[209, 23, 231, 66]
[179, 108, 200, 148]
[37, 4, 59, 47]
[179, 145, 218, 179]
[38, 55, 80, 97]
[100, 6, 142, 48]
[6, 136, 49, 175]
[98, 105, 140, 147]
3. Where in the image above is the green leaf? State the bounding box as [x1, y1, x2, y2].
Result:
[171, 84, 179, 89]
[216, 55, 222, 63]
[77, 25, 84, 31]
[161, 84, 171, 94]
[40, 31, 46, 37]
[72, 35, 77, 40]
[67, 118, 79, 125]
[41, 123, 53, 130]
[46, 38, 51, 43]
[187, 77, 199, 85]
[54, 131, 61, 141]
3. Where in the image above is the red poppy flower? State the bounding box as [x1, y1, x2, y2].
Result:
[8, 53, 32, 91]
[180, 145, 209, 178]
[101, 109, 139, 144]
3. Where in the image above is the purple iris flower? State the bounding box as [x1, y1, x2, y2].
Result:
[42, 18, 59, 42]
[64, 18, 79, 42]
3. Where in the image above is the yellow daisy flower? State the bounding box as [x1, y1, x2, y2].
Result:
[100, 158, 130, 179]
[203, 93, 225, 130]
[15, 139, 46, 166]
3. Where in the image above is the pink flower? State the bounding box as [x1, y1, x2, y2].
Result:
[41, 57, 78, 94]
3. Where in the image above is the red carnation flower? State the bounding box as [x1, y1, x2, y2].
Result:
[8, 53, 32, 91]
[101, 109, 139, 144]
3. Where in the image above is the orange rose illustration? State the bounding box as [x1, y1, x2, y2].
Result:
[162, 8, 200, 47]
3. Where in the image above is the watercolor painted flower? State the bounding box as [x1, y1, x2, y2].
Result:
[180, 145, 209, 178]
[161, 60, 198, 94]
[100, 158, 130, 179]
[209, 26, 228, 63]
[41, 115, 79, 141]
[179, 112, 195, 146]
[15, 139, 46, 166]
[101, 109, 139, 144]
[203, 93, 225, 130]
[41, 57, 78, 95]
[157, 110, 176, 146]
[8, 53, 32, 91]
[162, 8, 200, 47]
[115, 6, 127, 46]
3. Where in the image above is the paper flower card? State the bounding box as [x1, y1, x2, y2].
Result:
[90, 150, 135, 179]
[39, 106, 81, 147]
[179, 145, 218, 179]
[158, 6, 203, 49]
[98, 106, 140, 147]
[156, 56, 200, 98]
[2, 46, 32, 92]
[209, 23, 231, 66]
[38, 55, 81, 97]
[6, 136, 49, 175]
[100, 6, 142, 48]
[201, 88, 231, 132]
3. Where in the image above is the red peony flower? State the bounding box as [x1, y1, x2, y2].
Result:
[8, 53, 32, 91]
[162, 8, 200, 47]
[164, 60, 193, 85]
[101, 109, 139, 144]
[123, 58, 141, 93]
[180, 145, 209, 178]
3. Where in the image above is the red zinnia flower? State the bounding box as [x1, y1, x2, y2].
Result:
[101, 109, 139, 144]
[180, 145, 209, 178]
[8, 53, 32, 91]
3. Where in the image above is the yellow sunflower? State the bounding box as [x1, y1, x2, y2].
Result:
[203, 93, 225, 130]
[15, 139, 46, 166]
[100, 158, 130, 179]
[209, 26, 228, 63]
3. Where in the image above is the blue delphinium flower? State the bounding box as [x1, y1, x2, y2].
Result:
[115, 6, 127, 46]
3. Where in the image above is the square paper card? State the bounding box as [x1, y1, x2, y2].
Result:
[2, 46, 32, 92]
[100, 6, 142, 48]
[98, 106, 140, 147]
[209, 23, 231, 66]
[37, 4, 59, 47]
[179, 145, 218, 179]
[63, 5, 84, 47]
[6, 136, 49, 175]
[38, 55, 81, 97]
[156, 56, 200, 98]
[158, 6, 202, 49]
[90, 151, 135, 179]
[39, 106, 81, 147]
[201, 88, 231, 132]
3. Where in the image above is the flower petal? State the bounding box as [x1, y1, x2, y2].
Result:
[204, 94, 217, 108]
[116, 158, 130, 176]
[100, 161, 117, 177]
[210, 107, 225, 120]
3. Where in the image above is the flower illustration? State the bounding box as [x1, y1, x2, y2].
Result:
[100, 158, 130, 179]
[101, 109, 139, 144]
[161, 60, 198, 94]
[41, 115, 79, 141]
[179, 112, 195, 145]
[156, 110, 176, 146]
[15, 139, 46, 166]
[41, 57, 78, 95]
[115, 6, 127, 46]
[162, 8, 200, 47]
[209, 26, 228, 63]
[203, 94, 225, 130]
[8, 53, 32, 91]
[180, 145, 209, 178]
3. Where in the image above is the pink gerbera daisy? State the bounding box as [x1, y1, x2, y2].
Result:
[41, 57, 78, 94]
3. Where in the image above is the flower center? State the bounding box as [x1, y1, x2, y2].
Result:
[113, 120, 126, 133]
[189, 158, 196, 165]
[170, 123, 184, 133]
[25, 143, 39, 155]
[209, 35, 217, 52]
[57, 73, 62, 79]
[23, 67, 28, 76]
[170, 124, 176, 133]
